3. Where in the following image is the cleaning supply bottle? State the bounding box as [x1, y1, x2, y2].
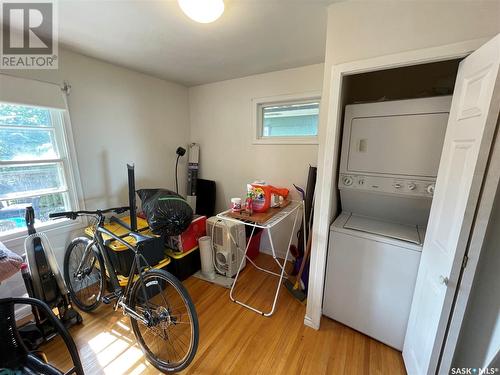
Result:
[250, 182, 289, 213]
[245, 191, 253, 215]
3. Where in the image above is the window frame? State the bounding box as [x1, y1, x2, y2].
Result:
[252, 91, 321, 145]
[0, 102, 84, 241]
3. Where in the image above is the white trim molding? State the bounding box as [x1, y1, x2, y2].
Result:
[305, 38, 489, 331]
[304, 314, 320, 330]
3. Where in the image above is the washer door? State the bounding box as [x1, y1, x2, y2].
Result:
[344, 214, 422, 244]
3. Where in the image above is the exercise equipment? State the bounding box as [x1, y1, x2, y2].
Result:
[22, 207, 82, 344]
[0, 297, 83, 374]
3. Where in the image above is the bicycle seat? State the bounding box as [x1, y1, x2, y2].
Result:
[129, 232, 154, 245]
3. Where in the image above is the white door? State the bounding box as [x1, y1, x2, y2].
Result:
[403, 34, 500, 375]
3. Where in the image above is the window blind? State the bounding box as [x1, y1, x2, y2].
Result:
[0, 73, 66, 110]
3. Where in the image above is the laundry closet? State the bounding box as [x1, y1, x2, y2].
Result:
[322, 59, 462, 350]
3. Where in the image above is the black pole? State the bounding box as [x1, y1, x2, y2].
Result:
[175, 154, 181, 194]
[127, 163, 137, 232]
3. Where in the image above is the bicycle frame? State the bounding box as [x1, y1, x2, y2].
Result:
[80, 215, 157, 326]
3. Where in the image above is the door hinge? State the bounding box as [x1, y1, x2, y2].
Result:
[462, 255, 469, 269]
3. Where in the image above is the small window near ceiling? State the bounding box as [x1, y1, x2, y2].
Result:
[253, 93, 320, 144]
[0, 102, 77, 236]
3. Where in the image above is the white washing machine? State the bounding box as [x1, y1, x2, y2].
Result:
[323, 212, 423, 350]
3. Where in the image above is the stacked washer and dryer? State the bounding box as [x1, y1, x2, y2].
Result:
[323, 96, 452, 350]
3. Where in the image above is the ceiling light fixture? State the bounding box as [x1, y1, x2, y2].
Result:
[178, 0, 224, 24]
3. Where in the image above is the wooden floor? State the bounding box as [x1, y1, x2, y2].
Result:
[42, 254, 406, 374]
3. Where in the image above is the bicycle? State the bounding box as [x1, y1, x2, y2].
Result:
[49, 207, 199, 373]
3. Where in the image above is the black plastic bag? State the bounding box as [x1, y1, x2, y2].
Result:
[137, 188, 193, 236]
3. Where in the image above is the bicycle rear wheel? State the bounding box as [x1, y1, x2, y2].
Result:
[128, 269, 199, 373]
[64, 237, 105, 312]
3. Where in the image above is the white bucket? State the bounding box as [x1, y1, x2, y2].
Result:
[198, 236, 216, 280]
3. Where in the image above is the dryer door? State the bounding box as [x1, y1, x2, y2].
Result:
[347, 113, 448, 177]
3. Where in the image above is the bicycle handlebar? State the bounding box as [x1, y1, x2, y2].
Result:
[49, 206, 130, 220]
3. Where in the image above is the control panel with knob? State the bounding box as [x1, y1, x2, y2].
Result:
[338, 173, 436, 198]
[343, 176, 353, 186]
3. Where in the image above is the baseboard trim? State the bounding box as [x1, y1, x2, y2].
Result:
[259, 248, 293, 261]
[304, 314, 320, 330]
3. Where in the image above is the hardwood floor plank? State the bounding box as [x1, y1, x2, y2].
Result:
[40, 254, 407, 374]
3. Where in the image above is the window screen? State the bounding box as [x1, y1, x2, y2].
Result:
[261, 101, 319, 138]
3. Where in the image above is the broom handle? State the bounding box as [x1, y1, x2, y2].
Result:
[296, 228, 313, 283]
[297, 191, 315, 281]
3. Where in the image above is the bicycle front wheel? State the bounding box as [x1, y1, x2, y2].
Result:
[64, 237, 105, 312]
[128, 269, 199, 373]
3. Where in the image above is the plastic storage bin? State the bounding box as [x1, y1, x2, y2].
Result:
[85, 216, 166, 276]
[246, 230, 262, 260]
[246, 226, 263, 260]
[166, 215, 207, 253]
[166, 247, 201, 281]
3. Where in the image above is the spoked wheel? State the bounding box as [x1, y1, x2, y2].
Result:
[128, 269, 199, 373]
[63, 237, 105, 312]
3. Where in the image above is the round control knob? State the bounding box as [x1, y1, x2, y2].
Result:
[407, 183, 417, 191]
[358, 179, 364, 186]
[427, 184, 435, 195]
[343, 176, 353, 186]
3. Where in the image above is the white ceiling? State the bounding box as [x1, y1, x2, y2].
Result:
[58, 0, 332, 86]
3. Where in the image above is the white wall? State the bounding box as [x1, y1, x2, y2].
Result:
[453, 183, 500, 368]
[0, 49, 190, 300]
[319, 0, 500, 219]
[307, 0, 500, 327]
[188, 64, 324, 256]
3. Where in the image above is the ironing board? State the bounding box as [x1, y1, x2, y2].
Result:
[216, 200, 306, 316]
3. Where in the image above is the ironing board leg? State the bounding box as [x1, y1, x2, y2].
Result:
[229, 206, 301, 316]
[264, 208, 300, 316]
[229, 225, 254, 303]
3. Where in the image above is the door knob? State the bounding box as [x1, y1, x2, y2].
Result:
[439, 275, 449, 286]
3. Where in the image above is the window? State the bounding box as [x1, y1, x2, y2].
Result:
[0, 102, 77, 235]
[253, 92, 320, 144]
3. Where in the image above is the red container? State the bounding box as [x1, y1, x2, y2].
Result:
[167, 215, 207, 252]
[250, 184, 289, 213]
[246, 230, 263, 260]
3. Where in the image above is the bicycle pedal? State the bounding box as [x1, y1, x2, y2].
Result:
[102, 293, 119, 305]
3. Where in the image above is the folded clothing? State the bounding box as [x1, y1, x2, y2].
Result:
[0, 241, 23, 282]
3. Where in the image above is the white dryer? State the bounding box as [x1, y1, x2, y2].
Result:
[323, 212, 423, 350]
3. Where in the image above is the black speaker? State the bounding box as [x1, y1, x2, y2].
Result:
[196, 179, 216, 217]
